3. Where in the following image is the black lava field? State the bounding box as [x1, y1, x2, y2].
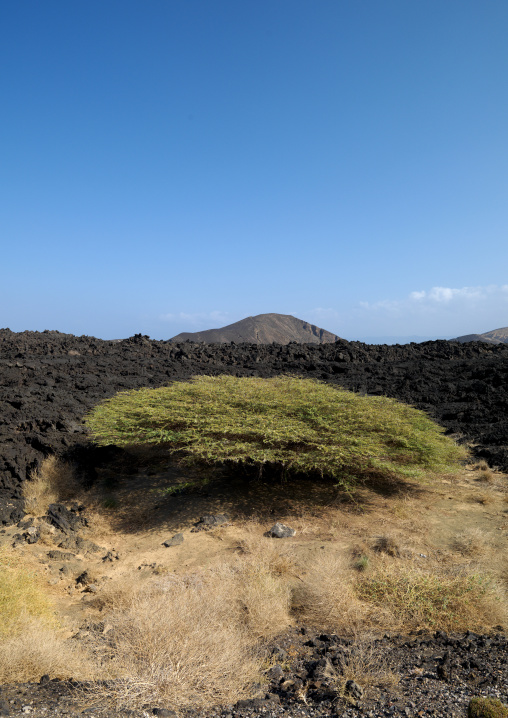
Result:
[1, 328, 508, 525]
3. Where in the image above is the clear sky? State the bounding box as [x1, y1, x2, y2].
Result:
[1, 0, 507, 342]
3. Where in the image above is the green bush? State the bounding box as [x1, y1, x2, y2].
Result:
[85, 375, 467, 490]
[468, 697, 508, 718]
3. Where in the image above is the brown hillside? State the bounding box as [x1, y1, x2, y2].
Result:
[452, 326, 508, 344]
[170, 313, 340, 344]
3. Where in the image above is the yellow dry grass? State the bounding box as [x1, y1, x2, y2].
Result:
[0, 548, 55, 636]
[293, 552, 367, 633]
[0, 548, 95, 682]
[92, 569, 263, 708]
[0, 620, 96, 683]
[23, 455, 81, 516]
[355, 560, 506, 633]
[322, 641, 400, 699]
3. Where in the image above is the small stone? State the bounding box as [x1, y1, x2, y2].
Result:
[268, 522, 296, 538]
[162, 533, 184, 548]
[193, 514, 229, 531]
[268, 664, 284, 681]
[344, 679, 363, 700]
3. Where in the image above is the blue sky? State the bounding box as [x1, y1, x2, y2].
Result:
[1, 0, 507, 342]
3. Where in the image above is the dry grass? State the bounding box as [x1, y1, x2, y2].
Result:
[7, 455, 508, 707]
[468, 696, 508, 717]
[471, 459, 497, 484]
[355, 561, 507, 633]
[23, 456, 81, 516]
[452, 528, 489, 556]
[478, 469, 496, 484]
[233, 529, 295, 638]
[0, 620, 96, 683]
[322, 641, 399, 699]
[293, 552, 367, 633]
[90, 568, 264, 709]
[0, 548, 56, 636]
[0, 548, 95, 682]
[84, 532, 298, 709]
[236, 525, 298, 579]
[469, 492, 496, 506]
[373, 535, 401, 557]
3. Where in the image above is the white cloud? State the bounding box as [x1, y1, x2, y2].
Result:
[355, 284, 508, 337]
[410, 286, 486, 303]
[364, 284, 508, 312]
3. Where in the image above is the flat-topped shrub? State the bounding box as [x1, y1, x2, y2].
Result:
[85, 375, 467, 489]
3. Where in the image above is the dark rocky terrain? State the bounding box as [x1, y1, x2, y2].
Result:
[0, 628, 506, 717]
[1, 328, 508, 525]
[1, 328, 508, 718]
[170, 313, 340, 344]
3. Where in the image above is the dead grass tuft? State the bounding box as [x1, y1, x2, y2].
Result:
[355, 562, 507, 633]
[0, 548, 56, 636]
[236, 525, 298, 579]
[477, 466, 496, 483]
[469, 492, 496, 506]
[0, 620, 96, 683]
[90, 568, 263, 710]
[322, 640, 399, 699]
[452, 528, 489, 557]
[0, 549, 95, 682]
[294, 552, 366, 633]
[373, 535, 401, 557]
[23, 456, 81, 516]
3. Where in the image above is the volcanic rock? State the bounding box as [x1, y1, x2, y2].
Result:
[1, 328, 508, 524]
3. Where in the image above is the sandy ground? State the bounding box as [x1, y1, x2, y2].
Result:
[1, 457, 506, 636]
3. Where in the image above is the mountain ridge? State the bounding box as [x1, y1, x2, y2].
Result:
[452, 326, 508, 344]
[169, 313, 340, 345]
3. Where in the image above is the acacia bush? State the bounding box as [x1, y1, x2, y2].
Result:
[85, 375, 467, 489]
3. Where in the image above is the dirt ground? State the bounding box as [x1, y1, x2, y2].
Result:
[2, 457, 506, 636]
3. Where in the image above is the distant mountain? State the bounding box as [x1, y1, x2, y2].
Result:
[452, 326, 508, 344]
[170, 313, 340, 345]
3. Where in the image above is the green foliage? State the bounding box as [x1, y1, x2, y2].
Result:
[468, 697, 508, 718]
[84, 375, 467, 489]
